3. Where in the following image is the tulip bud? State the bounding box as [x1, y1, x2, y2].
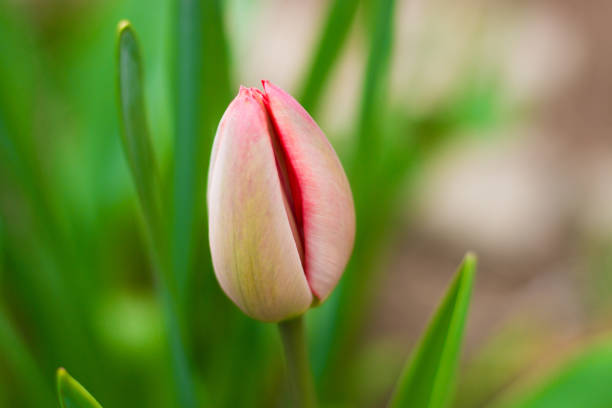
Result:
[207, 81, 355, 322]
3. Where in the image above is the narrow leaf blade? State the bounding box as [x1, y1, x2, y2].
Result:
[56, 368, 102, 408]
[354, 0, 396, 169]
[171, 0, 232, 300]
[116, 20, 164, 242]
[298, 0, 361, 113]
[116, 20, 197, 408]
[389, 253, 476, 408]
[313, 0, 398, 399]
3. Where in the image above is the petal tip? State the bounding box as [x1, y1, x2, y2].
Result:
[238, 85, 265, 100]
[262, 79, 284, 96]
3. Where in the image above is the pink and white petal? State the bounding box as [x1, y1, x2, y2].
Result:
[207, 87, 312, 322]
[262, 81, 355, 301]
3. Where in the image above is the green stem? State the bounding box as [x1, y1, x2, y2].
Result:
[278, 316, 318, 408]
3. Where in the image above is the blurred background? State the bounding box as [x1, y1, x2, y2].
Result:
[1, 0, 611, 407]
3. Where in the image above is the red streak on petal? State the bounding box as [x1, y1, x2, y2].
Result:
[261, 82, 309, 287]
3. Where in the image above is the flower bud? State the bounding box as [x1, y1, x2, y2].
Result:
[207, 81, 355, 322]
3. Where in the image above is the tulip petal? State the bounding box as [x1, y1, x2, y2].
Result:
[207, 87, 313, 322]
[262, 81, 355, 301]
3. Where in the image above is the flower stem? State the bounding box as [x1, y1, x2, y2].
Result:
[278, 316, 318, 408]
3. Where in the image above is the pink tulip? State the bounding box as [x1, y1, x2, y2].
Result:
[207, 81, 355, 322]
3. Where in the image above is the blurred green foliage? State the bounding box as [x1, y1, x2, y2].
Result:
[491, 339, 612, 408]
[1, 0, 610, 407]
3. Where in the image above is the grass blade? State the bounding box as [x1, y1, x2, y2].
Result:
[490, 340, 612, 408]
[57, 368, 103, 408]
[353, 0, 396, 171]
[313, 0, 397, 399]
[171, 0, 232, 301]
[116, 20, 164, 248]
[389, 253, 476, 408]
[298, 0, 361, 113]
[116, 20, 197, 408]
[171, 0, 203, 301]
[170, 4, 237, 403]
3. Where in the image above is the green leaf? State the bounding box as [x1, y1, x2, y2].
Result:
[116, 20, 197, 408]
[389, 253, 476, 408]
[298, 0, 361, 113]
[116, 20, 164, 246]
[56, 368, 102, 408]
[353, 0, 396, 171]
[313, 0, 398, 399]
[171, 0, 232, 301]
[490, 340, 612, 408]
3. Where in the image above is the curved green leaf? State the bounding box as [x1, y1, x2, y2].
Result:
[313, 0, 398, 399]
[116, 20, 164, 244]
[389, 253, 476, 408]
[298, 0, 361, 113]
[56, 368, 102, 408]
[171, 0, 232, 302]
[491, 340, 612, 408]
[116, 20, 197, 408]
